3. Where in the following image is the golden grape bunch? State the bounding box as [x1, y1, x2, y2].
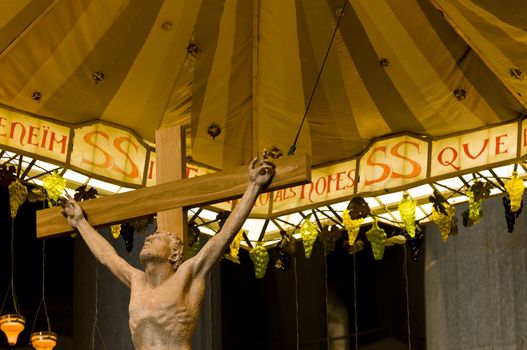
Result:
[342, 209, 364, 246]
[431, 204, 455, 242]
[43, 172, 67, 205]
[366, 220, 387, 260]
[300, 218, 319, 258]
[8, 180, 28, 219]
[225, 229, 245, 263]
[467, 190, 482, 222]
[249, 243, 270, 279]
[398, 194, 416, 238]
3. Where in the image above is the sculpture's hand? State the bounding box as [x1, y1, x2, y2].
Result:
[59, 193, 85, 228]
[248, 151, 275, 188]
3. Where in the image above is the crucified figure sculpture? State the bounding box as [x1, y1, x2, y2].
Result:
[60, 155, 274, 350]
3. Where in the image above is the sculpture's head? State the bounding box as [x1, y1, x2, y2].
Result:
[140, 230, 184, 271]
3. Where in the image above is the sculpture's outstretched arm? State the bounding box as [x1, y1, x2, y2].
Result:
[191, 154, 274, 278]
[60, 194, 140, 287]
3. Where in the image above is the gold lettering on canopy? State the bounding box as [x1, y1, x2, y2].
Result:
[358, 135, 428, 193]
[431, 123, 518, 177]
[70, 124, 147, 185]
[266, 159, 357, 214]
[0, 107, 70, 162]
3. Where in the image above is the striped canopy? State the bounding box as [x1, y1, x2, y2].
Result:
[0, 0, 525, 172]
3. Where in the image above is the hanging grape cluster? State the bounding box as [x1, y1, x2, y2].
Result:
[300, 217, 319, 258]
[407, 228, 424, 261]
[504, 171, 524, 212]
[342, 210, 363, 246]
[319, 225, 342, 254]
[42, 172, 66, 206]
[398, 193, 416, 238]
[225, 229, 244, 263]
[8, 180, 28, 219]
[462, 190, 482, 227]
[343, 197, 370, 254]
[431, 204, 456, 242]
[249, 243, 269, 279]
[111, 224, 121, 239]
[468, 190, 482, 222]
[503, 196, 523, 233]
[462, 181, 491, 227]
[365, 220, 387, 260]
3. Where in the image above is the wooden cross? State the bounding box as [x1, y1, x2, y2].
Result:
[36, 127, 311, 240]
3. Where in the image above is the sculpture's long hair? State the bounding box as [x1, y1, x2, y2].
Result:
[157, 230, 184, 271]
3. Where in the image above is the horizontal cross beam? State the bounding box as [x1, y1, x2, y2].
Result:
[37, 154, 311, 238]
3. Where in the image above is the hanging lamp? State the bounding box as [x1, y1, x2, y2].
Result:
[30, 331, 57, 350]
[0, 314, 25, 345]
[30, 241, 57, 350]
[1, 190, 27, 346]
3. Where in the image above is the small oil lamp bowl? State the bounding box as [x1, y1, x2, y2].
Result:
[0, 314, 25, 346]
[30, 331, 57, 350]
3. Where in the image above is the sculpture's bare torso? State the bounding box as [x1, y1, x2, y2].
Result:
[128, 263, 204, 350]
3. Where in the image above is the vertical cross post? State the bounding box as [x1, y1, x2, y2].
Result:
[155, 125, 188, 255]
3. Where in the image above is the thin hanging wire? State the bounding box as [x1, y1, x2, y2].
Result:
[352, 252, 359, 350]
[294, 258, 300, 350]
[1, 221, 20, 315]
[30, 241, 52, 334]
[0, 282, 9, 314]
[208, 273, 213, 350]
[452, 235, 461, 350]
[89, 264, 98, 350]
[41, 240, 51, 331]
[324, 252, 330, 350]
[288, 0, 349, 156]
[483, 203, 495, 350]
[89, 263, 108, 350]
[95, 325, 108, 350]
[403, 244, 412, 350]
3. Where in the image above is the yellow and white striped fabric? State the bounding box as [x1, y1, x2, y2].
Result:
[0, 0, 525, 171]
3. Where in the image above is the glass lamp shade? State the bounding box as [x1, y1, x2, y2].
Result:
[0, 314, 25, 346]
[30, 331, 57, 350]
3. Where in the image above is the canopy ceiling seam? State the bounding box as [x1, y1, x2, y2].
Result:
[0, 0, 62, 60]
[427, 0, 527, 111]
[159, 1, 206, 130]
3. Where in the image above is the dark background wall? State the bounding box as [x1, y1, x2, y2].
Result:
[425, 196, 527, 350]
